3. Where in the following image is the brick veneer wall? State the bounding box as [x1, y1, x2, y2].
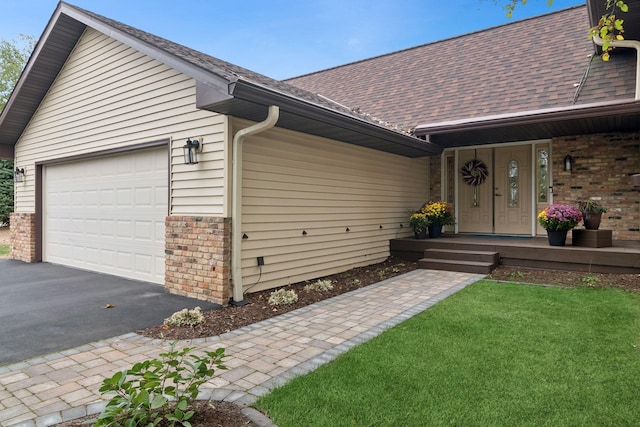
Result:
[165, 216, 231, 305]
[552, 132, 639, 241]
[428, 132, 639, 240]
[10, 212, 36, 262]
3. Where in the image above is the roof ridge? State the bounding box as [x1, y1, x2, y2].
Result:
[285, 4, 585, 82]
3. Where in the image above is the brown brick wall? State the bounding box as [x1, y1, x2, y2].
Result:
[165, 216, 231, 305]
[552, 132, 639, 241]
[429, 132, 639, 240]
[10, 213, 37, 262]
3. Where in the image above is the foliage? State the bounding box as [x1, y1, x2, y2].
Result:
[268, 288, 298, 305]
[1, 36, 34, 225]
[0, 244, 9, 257]
[578, 199, 608, 214]
[409, 212, 430, 232]
[258, 281, 640, 426]
[537, 204, 582, 231]
[164, 307, 205, 327]
[589, 0, 629, 61]
[304, 279, 334, 292]
[1, 35, 35, 110]
[0, 159, 13, 225]
[420, 201, 455, 226]
[503, 0, 629, 62]
[95, 343, 226, 427]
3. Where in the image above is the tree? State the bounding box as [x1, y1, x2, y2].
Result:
[0, 35, 35, 225]
[502, 0, 629, 61]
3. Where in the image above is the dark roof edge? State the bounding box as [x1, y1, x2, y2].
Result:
[0, 2, 71, 127]
[57, 3, 230, 89]
[415, 98, 640, 136]
[231, 79, 443, 156]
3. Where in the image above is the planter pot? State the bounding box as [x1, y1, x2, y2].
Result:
[547, 230, 568, 246]
[414, 229, 427, 239]
[583, 212, 602, 230]
[428, 225, 443, 238]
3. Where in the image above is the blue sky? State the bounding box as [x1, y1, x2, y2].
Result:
[1, 0, 583, 80]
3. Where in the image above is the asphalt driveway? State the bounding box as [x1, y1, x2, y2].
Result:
[0, 259, 221, 365]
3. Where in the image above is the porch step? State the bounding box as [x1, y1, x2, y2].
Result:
[418, 248, 499, 275]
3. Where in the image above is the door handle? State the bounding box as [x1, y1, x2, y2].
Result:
[495, 193, 502, 196]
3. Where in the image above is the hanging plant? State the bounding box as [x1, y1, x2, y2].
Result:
[460, 159, 489, 186]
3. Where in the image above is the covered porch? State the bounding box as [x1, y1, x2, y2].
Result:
[390, 234, 640, 275]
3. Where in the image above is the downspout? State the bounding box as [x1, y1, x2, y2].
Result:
[231, 105, 280, 304]
[593, 35, 640, 100]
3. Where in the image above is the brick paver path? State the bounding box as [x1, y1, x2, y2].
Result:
[0, 269, 483, 426]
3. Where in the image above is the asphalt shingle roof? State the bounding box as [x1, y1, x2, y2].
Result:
[286, 5, 637, 129]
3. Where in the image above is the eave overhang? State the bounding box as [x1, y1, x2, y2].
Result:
[415, 99, 640, 147]
[196, 78, 442, 157]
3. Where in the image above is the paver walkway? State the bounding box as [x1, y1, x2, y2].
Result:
[0, 269, 484, 426]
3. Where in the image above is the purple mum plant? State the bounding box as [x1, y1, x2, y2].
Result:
[537, 204, 583, 232]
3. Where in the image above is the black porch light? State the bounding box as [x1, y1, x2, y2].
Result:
[14, 167, 25, 183]
[183, 137, 203, 164]
[563, 154, 574, 172]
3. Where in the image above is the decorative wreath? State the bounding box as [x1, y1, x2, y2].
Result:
[460, 159, 489, 186]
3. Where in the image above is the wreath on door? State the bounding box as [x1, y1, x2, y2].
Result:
[460, 159, 489, 186]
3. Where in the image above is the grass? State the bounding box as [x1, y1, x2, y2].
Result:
[0, 244, 9, 257]
[257, 281, 640, 426]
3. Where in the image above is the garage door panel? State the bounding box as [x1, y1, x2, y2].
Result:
[44, 147, 167, 284]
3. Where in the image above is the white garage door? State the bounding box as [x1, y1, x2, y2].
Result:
[44, 147, 168, 284]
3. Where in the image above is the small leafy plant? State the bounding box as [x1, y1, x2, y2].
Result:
[165, 307, 205, 327]
[268, 288, 298, 305]
[95, 343, 226, 427]
[304, 279, 334, 292]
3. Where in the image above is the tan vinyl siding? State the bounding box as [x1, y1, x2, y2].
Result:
[237, 123, 430, 293]
[14, 28, 227, 217]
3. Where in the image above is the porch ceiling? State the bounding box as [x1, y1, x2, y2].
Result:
[415, 99, 640, 147]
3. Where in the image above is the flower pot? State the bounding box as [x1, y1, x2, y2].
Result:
[428, 225, 443, 238]
[546, 230, 568, 246]
[583, 212, 602, 230]
[414, 229, 427, 239]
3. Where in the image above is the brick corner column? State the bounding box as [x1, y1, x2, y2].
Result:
[10, 212, 37, 262]
[165, 216, 231, 305]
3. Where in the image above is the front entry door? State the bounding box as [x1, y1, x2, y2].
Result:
[456, 145, 532, 235]
[494, 145, 531, 234]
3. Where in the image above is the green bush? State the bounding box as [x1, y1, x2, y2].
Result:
[164, 307, 204, 327]
[303, 279, 334, 292]
[94, 343, 226, 427]
[268, 288, 298, 305]
[0, 159, 13, 225]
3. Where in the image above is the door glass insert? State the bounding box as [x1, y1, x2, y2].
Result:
[537, 149, 548, 203]
[508, 160, 518, 207]
[446, 154, 455, 204]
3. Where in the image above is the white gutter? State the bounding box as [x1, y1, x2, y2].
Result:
[593, 35, 640, 100]
[231, 105, 280, 304]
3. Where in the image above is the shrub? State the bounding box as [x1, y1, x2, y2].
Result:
[304, 279, 334, 292]
[268, 288, 298, 305]
[164, 307, 204, 327]
[95, 343, 226, 427]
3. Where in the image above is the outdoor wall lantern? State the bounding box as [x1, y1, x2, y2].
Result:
[563, 155, 574, 172]
[183, 137, 203, 165]
[14, 167, 25, 183]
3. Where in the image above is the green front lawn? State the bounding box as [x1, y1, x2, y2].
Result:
[257, 281, 640, 426]
[0, 244, 9, 257]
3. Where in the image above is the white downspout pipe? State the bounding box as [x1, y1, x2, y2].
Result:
[231, 105, 280, 304]
[593, 35, 640, 100]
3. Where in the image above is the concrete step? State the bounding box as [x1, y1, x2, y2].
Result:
[424, 248, 499, 264]
[418, 258, 496, 275]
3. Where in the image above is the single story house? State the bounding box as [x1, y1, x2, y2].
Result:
[1, 1, 638, 305]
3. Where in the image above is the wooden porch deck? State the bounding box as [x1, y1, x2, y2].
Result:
[390, 234, 640, 275]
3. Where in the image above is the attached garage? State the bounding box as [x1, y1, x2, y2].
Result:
[43, 147, 168, 284]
